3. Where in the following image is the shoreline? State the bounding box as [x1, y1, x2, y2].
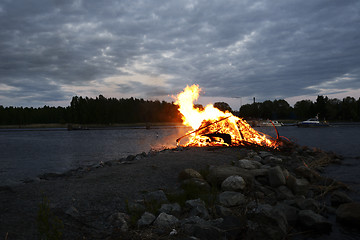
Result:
[1, 144, 359, 239]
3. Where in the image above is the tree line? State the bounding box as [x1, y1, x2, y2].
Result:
[239, 96, 360, 121]
[0, 95, 182, 125]
[1, 95, 359, 125]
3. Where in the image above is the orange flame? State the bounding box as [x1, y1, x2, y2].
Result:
[174, 84, 279, 148]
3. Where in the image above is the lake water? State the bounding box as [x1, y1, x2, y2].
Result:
[0, 126, 189, 185]
[1, 124, 360, 187]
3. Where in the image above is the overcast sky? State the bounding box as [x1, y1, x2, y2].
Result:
[1, 0, 359, 110]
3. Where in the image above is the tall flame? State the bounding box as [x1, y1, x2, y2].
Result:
[174, 84, 279, 148]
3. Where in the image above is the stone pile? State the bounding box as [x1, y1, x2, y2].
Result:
[109, 146, 359, 239]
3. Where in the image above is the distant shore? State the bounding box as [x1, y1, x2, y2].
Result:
[1, 121, 360, 130]
[0, 122, 184, 130]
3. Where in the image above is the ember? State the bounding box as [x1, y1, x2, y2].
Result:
[174, 85, 280, 149]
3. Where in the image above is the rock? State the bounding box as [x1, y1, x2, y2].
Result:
[330, 191, 352, 207]
[294, 198, 320, 212]
[218, 191, 246, 207]
[215, 205, 233, 217]
[252, 155, 263, 162]
[336, 202, 360, 226]
[221, 175, 246, 191]
[276, 185, 294, 200]
[247, 151, 257, 158]
[181, 178, 211, 195]
[134, 154, 144, 161]
[185, 199, 210, 220]
[255, 185, 275, 197]
[181, 219, 203, 236]
[294, 166, 322, 182]
[282, 168, 290, 179]
[192, 224, 224, 240]
[268, 156, 283, 163]
[286, 175, 309, 195]
[178, 168, 203, 181]
[159, 203, 181, 217]
[298, 210, 332, 232]
[259, 151, 273, 159]
[248, 204, 288, 240]
[153, 212, 179, 229]
[252, 169, 270, 185]
[254, 191, 265, 199]
[207, 165, 253, 187]
[137, 212, 156, 228]
[237, 159, 261, 169]
[274, 203, 299, 225]
[107, 212, 129, 232]
[250, 168, 269, 177]
[218, 215, 246, 239]
[65, 206, 80, 218]
[182, 218, 224, 239]
[127, 201, 145, 214]
[181, 216, 207, 225]
[126, 155, 135, 161]
[268, 166, 286, 187]
[144, 190, 168, 204]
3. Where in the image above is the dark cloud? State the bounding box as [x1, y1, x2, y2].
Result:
[0, 0, 359, 107]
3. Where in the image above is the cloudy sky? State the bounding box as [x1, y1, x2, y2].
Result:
[1, 0, 359, 110]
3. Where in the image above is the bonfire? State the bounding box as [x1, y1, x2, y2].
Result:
[174, 85, 283, 149]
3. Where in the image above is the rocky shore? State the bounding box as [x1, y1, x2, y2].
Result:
[1, 144, 360, 239]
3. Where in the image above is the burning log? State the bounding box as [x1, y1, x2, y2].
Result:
[204, 133, 232, 145]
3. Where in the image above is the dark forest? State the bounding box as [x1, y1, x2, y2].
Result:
[0, 95, 359, 125]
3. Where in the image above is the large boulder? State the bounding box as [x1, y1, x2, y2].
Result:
[221, 175, 246, 191]
[178, 168, 203, 181]
[247, 204, 288, 240]
[237, 159, 262, 169]
[268, 166, 286, 187]
[330, 191, 352, 207]
[298, 210, 332, 232]
[336, 202, 360, 226]
[274, 203, 299, 225]
[137, 212, 156, 228]
[153, 212, 179, 229]
[294, 198, 320, 212]
[207, 165, 253, 187]
[185, 198, 210, 220]
[159, 203, 181, 217]
[218, 215, 247, 239]
[218, 191, 246, 207]
[144, 190, 168, 204]
[215, 205, 233, 217]
[181, 177, 211, 196]
[108, 212, 129, 232]
[275, 185, 294, 200]
[286, 175, 309, 195]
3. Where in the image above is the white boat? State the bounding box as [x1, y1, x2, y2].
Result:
[297, 117, 329, 127]
[258, 120, 283, 127]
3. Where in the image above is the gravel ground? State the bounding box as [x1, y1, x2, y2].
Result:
[0, 146, 248, 239]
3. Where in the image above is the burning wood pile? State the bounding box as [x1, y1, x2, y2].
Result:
[174, 85, 286, 149]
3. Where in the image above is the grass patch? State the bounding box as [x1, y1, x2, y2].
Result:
[37, 195, 63, 240]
